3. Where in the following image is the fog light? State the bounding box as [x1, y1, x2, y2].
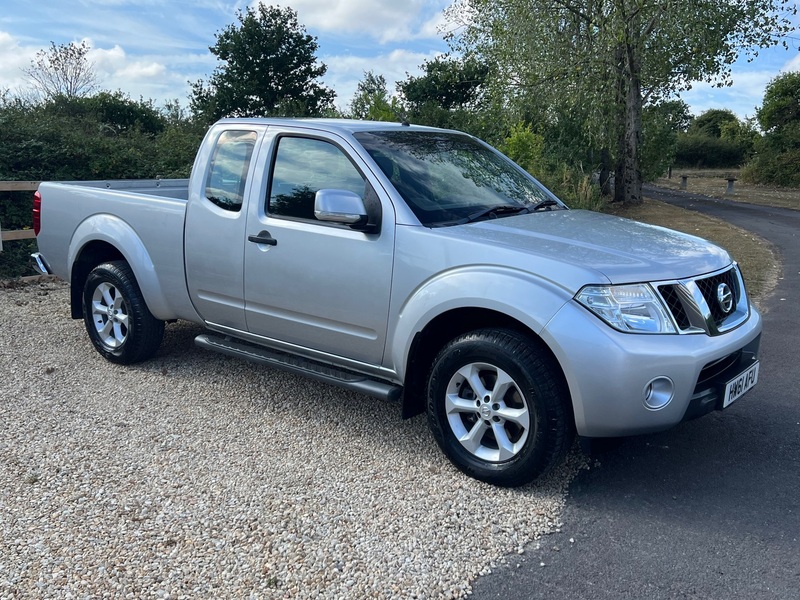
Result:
[643, 377, 674, 410]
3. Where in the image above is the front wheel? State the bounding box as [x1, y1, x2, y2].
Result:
[82, 261, 164, 364]
[426, 329, 573, 487]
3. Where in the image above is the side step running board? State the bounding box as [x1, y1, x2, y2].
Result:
[195, 334, 403, 402]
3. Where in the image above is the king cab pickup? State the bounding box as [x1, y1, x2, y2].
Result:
[32, 118, 762, 486]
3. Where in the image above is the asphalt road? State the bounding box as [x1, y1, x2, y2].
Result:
[472, 186, 800, 600]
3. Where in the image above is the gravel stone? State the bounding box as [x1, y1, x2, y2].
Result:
[0, 280, 584, 598]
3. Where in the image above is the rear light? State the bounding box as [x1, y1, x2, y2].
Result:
[33, 190, 42, 236]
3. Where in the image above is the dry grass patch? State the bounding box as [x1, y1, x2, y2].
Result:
[605, 197, 780, 307]
[655, 168, 800, 211]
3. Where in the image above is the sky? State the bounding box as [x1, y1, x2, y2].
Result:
[1, 0, 799, 121]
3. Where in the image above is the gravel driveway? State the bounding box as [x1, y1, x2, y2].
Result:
[0, 279, 581, 599]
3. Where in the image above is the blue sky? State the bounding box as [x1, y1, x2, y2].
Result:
[1, 0, 798, 120]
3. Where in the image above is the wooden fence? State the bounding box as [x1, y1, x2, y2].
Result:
[0, 182, 39, 248]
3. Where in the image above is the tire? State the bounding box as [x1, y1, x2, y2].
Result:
[426, 328, 573, 487]
[82, 261, 164, 364]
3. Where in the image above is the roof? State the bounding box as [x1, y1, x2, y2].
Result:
[214, 117, 450, 136]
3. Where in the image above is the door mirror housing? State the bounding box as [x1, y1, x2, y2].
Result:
[314, 189, 372, 230]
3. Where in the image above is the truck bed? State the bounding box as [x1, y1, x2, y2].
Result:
[35, 178, 196, 321]
[53, 178, 190, 200]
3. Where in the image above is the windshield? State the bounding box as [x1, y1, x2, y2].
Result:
[354, 130, 564, 227]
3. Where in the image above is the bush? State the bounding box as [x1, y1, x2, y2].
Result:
[674, 134, 746, 168]
[741, 125, 800, 187]
[741, 73, 800, 187]
[501, 122, 603, 210]
[501, 123, 545, 175]
[0, 94, 202, 277]
[0, 190, 37, 278]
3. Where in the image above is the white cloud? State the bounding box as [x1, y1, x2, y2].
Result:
[323, 48, 444, 110]
[261, 0, 449, 43]
[781, 53, 800, 74]
[89, 43, 165, 81]
[681, 64, 793, 120]
[0, 30, 38, 92]
[3, 1, 452, 109]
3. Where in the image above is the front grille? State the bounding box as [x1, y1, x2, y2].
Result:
[654, 265, 748, 336]
[659, 284, 691, 330]
[696, 269, 738, 326]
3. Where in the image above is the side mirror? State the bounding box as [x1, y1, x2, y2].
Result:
[314, 189, 369, 228]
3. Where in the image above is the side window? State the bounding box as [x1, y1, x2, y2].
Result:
[204, 130, 257, 212]
[268, 136, 366, 220]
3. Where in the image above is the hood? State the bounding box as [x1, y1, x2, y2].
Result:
[450, 209, 732, 284]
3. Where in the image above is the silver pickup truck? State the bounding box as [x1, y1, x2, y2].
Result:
[33, 118, 762, 486]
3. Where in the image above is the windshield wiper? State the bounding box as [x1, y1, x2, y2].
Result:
[463, 204, 531, 224]
[531, 199, 561, 211]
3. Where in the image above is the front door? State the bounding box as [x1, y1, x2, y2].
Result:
[243, 132, 395, 365]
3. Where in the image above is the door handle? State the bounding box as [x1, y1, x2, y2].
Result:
[248, 230, 277, 246]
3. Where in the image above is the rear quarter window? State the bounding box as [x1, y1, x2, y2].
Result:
[204, 130, 257, 212]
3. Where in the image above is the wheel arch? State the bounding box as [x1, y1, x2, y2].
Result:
[68, 215, 173, 320]
[69, 240, 125, 318]
[401, 307, 572, 423]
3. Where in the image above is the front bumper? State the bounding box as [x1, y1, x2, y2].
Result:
[681, 333, 760, 422]
[540, 300, 763, 437]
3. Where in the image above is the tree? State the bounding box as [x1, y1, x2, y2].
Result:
[674, 108, 758, 168]
[190, 5, 335, 121]
[757, 71, 800, 133]
[742, 72, 800, 186]
[688, 109, 740, 138]
[396, 56, 495, 136]
[446, 0, 797, 205]
[641, 99, 691, 180]
[398, 56, 489, 112]
[349, 71, 396, 121]
[22, 41, 98, 100]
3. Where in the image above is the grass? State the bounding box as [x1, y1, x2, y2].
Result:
[654, 168, 800, 211]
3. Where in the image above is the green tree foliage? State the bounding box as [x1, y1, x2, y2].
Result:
[674, 134, 747, 168]
[446, 0, 797, 205]
[349, 71, 396, 121]
[22, 41, 98, 100]
[757, 71, 800, 132]
[0, 94, 199, 181]
[397, 56, 496, 136]
[742, 72, 800, 186]
[675, 108, 758, 168]
[399, 56, 489, 112]
[641, 100, 692, 180]
[501, 123, 545, 176]
[190, 5, 335, 122]
[688, 108, 739, 138]
[501, 122, 603, 210]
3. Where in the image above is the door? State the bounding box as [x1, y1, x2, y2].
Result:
[243, 133, 395, 365]
[185, 128, 259, 329]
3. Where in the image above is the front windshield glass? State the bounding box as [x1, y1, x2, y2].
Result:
[354, 130, 563, 227]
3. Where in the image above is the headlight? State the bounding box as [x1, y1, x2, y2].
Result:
[576, 284, 676, 334]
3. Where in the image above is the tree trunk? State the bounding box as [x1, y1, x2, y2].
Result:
[613, 44, 627, 204]
[599, 147, 612, 196]
[621, 43, 643, 207]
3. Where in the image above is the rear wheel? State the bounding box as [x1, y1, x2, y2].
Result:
[426, 328, 573, 487]
[82, 261, 164, 364]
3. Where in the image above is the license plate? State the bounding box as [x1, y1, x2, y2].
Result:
[723, 361, 759, 408]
